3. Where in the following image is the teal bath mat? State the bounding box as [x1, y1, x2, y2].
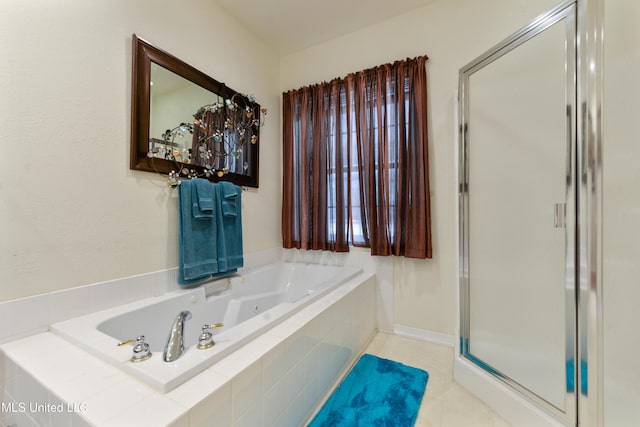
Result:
[566, 358, 588, 394]
[308, 354, 429, 427]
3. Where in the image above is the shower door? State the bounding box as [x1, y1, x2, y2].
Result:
[459, 3, 576, 424]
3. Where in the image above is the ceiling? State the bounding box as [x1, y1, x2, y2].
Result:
[214, 0, 441, 55]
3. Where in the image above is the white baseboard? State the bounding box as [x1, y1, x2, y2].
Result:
[393, 324, 455, 347]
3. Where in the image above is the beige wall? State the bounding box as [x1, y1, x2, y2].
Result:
[0, 0, 563, 337]
[280, 0, 559, 335]
[0, 0, 281, 302]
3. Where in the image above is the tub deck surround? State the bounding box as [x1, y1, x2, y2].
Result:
[0, 248, 284, 346]
[51, 262, 361, 393]
[0, 268, 376, 426]
[52, 263, 362, 393]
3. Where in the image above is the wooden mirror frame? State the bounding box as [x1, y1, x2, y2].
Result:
[130, 34, 260, 187]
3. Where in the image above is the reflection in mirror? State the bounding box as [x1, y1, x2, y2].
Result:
[130, 34, 265, 187]
[148, 63, 212, 162]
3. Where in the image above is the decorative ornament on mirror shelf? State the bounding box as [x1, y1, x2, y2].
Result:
[150, 92, 267, 187]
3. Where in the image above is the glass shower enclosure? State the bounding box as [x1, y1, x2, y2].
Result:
[459, 0, 640, 425]
[458, 3, 578, 425]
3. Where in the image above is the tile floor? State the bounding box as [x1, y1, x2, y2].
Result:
[363, 332, 513, 427]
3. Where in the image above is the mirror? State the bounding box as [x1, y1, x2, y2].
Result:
[130, 34, 262, 187]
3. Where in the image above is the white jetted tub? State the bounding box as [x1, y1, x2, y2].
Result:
[51, 262, 361, 392]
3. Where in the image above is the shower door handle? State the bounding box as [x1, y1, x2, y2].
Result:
[554, 203, 566, 228]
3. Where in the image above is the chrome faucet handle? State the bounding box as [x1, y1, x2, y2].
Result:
[197, 323, 223, 350]
[117, 335, 152, 363]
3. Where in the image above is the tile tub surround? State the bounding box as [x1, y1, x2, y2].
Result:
[0, 272, 376, 427]
[0, 247, 283, 345]
[51, 263, 362, 393]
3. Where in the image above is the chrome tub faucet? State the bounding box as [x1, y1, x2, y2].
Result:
[163, 310, 192, 362]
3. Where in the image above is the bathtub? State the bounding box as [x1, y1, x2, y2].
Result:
[51, 262, 362, 393]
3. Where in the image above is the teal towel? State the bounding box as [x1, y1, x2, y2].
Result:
[178, 180, 218, 284]
[221, 182, 238, 217]
[215, 182, 243, 273]
[192, 179, 214, 219]
[308, 354, 429, 427]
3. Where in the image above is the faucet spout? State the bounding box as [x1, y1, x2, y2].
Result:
[163, 310, 192, 362]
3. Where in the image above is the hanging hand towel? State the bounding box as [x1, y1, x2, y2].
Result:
[192, 178, 214, 219]
[178, 180, 218, 285]
[221, 182, 238, 217]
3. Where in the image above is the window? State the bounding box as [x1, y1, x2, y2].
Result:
[282, 56, 432, 259]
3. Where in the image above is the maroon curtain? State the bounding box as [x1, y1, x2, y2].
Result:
[282, 82, 350, 252]
[282, 56, 431, 259]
